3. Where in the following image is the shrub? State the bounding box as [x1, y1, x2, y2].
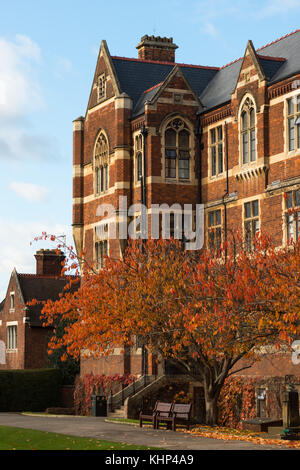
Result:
[0, 369, 62, 412]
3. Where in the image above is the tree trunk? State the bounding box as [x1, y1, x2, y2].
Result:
[205, 395, 219, 426]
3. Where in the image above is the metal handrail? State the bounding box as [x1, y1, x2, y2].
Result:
[107, 375, 155, 412]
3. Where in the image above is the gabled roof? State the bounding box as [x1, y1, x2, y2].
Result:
[111, 56, 218, 117]
[257, 29, 300, 84]
[17, 273, 79, 327]
[133, 82, 164, 117]
[200, 29, 300, 112]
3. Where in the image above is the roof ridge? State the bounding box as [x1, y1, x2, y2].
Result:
[219, 29, 300, 70]
[257, 54, 286, 62]
[220, 56, 243, 70]
[18, 273, 76, 279]
[257, 28, 300, 52]
[111, 55, 219, 70]
[143, 82, 163, 94]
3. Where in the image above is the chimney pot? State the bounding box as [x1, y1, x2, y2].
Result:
[136, 34, 178, 62]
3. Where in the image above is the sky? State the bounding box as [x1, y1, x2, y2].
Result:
[0, 0, 299, 298]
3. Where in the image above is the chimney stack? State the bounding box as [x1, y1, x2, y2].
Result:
[136, 35, 178, 63]
[35, 249, 65, 277]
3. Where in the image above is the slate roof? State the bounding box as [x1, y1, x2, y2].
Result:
[199, 60, 241, 112]
[110, 29, 300, 117]
[258, 56, 286, 81]
[258, 29, 300, 84]
[200, 29, 300, 112]
[17, 274, 79, 327]
[111, 57, 218, 117]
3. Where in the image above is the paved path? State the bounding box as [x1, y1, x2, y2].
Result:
[0, 413, 290, 450]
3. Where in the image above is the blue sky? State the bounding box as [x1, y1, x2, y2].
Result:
[0, 0, 299, 297]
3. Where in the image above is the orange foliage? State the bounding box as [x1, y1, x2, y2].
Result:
[38, 232, 300, 424]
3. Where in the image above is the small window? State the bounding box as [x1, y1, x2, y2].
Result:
[244, 200, 260, 249]
[95, 240, 108, 269]
[7, 325, 17, 350]
[240, 97, 256, 164]
[210, 126, 223, 176]
[208, 209, 222, 252]
[287, 96, 300, 152]
[285, 189, 300, 244]
[257, 388, 266, 418]
[10, 293, 15, 310]
[137, 152, 143, 181]
[97, 74, 106, 102]
[135, 134, 143, 182]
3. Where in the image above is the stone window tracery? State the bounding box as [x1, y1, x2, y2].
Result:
[240, 97, 256, 165]
[94, 131, 109, 195]
[164, 118, 191, 181]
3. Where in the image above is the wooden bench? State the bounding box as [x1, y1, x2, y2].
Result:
[140, 401, 173, 429]
[156, 403, 192, 431]
[139, 401, 173, 428]
[139, 400, 158, 428]
[154, 402, 174, 429]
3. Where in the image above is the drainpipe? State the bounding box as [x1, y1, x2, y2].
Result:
[141, 123, 148, 208]
[222, 121, 229, 259]
[140, 122, 148, 376]
[195, 115, 203, 205]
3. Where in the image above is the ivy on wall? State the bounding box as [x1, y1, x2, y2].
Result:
[74, 373, 135, 415]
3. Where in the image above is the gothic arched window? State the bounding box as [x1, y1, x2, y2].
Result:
[164, 118, 191, 180]
[240, 97, 256, 164]
[94, 131, 109, 195]
[135, 134, 143, 182]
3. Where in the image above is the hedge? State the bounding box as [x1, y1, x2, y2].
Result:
[0, 369, 63, 412]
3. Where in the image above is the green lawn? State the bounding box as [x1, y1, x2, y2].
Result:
[0, 425, 159, 450]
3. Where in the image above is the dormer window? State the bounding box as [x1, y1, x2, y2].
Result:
[97, 73, 106, 102]
[240, 97, 256, 164]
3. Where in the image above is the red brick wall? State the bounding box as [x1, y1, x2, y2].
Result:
[73, 41, 300, 380]
[0, 274, 26, 369]
[24, 326, 52, 369]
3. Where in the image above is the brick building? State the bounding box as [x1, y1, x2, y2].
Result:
[0, 249, 76, 370]
[73, 31, 300, 417]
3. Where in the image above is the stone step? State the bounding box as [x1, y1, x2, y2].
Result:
[107, 406, 125, 418]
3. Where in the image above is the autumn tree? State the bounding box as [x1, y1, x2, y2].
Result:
[40, 233, 300, 425]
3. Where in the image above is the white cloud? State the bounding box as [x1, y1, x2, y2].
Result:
[0, 34, 57, 162]
[9, 181, 49, 202]
[203, 22, 219, 37]
[0, 34, 43, 119]
[257, 0, 300, 17]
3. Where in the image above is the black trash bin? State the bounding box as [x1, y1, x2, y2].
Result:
[91, 395, 107, 417]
